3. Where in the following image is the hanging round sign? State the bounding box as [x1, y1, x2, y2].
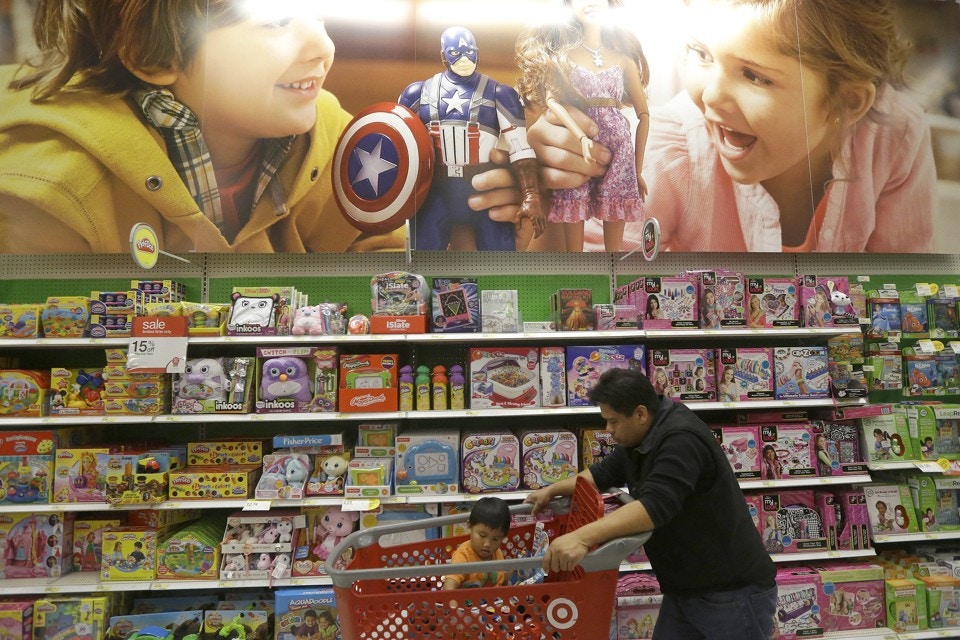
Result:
[129, 222, 160, 269]
[332, 102, 434, 235]
[641, 217, 661, 262]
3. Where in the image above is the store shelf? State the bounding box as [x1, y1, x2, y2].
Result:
[643, 326, 861, 339]
[740, 474, 872, 490]
[872, 531, 960, 544]
[0, 571, 333, 596]
[822, 631, 896, 640]
[769, 548, 876, 563]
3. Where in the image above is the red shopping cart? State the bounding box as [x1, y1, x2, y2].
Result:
[323, 477, 650, 639]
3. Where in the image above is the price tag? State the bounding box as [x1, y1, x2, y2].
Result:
[126, 316, 188, 373]
[944, 285, 959, 298]
[342, 498, 379, 511]
[917, 339, 938, 355]
[271, 555, 289, 579]
[950, 342, 960, 355]
[916, 283, 935, 297]
[243, 499, 272, 511]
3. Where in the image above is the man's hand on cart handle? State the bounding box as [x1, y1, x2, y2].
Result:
[543, 531, 590, 573]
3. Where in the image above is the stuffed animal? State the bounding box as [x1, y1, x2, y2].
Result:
[320, 455, 349, 493]
[291, 305, 325, 336]
[284, 456, 310, 486]
[255, 552, 273, 571]
[313, 506, 359, 561]
[257, 525, 280, 545]
[260, 357, 313, 402]
[276, 520, 294, 544]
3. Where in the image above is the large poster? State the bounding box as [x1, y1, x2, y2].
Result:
[0, 0, 957, 254]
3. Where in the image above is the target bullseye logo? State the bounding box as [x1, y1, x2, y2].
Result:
[546, 597, 578, 629]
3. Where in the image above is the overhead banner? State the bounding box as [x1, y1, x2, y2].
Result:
[0, 0, 956, 254]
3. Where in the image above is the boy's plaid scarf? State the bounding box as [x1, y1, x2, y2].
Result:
[137, 89, 294, 233]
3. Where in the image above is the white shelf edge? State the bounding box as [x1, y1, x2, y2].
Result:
[770, 548, 876, 563]
[873, 531, 960, 544]
[0, 571, 333, 596]
[740, 474, 872, 490]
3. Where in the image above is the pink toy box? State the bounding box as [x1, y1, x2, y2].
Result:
[812, 562, 885, 633]
[746, 489, 828, 555]
[648, 348, 716, 402]
[641, 276, 698, 330]
[774, 567, 824, 640]
[0, 601, 32, 640]
[73, 517, 124, 572]
[461, 431, 521, 493]
[811, 420, 867, 477]
[758, 423, 815, 479]
[747, 277, 800, 328]
[774, 346, 830, 400]
[716, 347, 774, 402]
[0, 511, 74, 579]
[711, 425, 760, 480]
[815, 488, 871, 551]
[469, 347, 541, 409]
[691, 270, 746, 329]
[565, 345, 646, 406]
[615, 593, 661, 639]
[800, 275, 858, 328]
[519, 429, 578, 490]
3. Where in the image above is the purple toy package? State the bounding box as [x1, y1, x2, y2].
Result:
[565, 345, 645, 407]
[648, 348, 715, 402]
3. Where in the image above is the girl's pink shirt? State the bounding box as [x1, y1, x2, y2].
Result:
[584, 88, 937, 252]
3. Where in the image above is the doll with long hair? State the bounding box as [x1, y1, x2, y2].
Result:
[516, 0, 649, 252]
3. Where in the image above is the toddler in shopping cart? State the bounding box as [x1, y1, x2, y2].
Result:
[442, 497, 511, 590]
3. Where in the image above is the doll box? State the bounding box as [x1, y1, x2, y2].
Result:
[519, 429, 578, 490]
[275, 587, 339, 640]
[171, 356, 256, 414]
[53, 447, 113, 503]
[395, 431, 460, 496]
[863, 484, 919, 534]
[774, 567, 824, 640]
[0, 304, 42, 338]
[186, 439, 265, 466]
[716, 347, 774, 402]
[256, 453, 311, 500]
[759, 423, 815, 478]
[73, 517, 124, 572]
[539, 346, 567, 408]
[0, 511, 74, 579]
[0, 370, 50, 417]
[221, 510, 304, 555]
[774, 346, 830, 400]
[747, 277, 800, 328]
[0, 601, 32, 640]
[100, 526, 156, 581]
[615, 594, 662, 640]
[167, 465, 261, 500]
[648, 348, 716, 402]
[642, 276, 698, 330]
[304, 451, 351, 496]
[33, 596, 111, 640]
[469, 347, 541, 409]
[461, 431, 521, 493]
[712, 425, 760, 479]
[565, 345, 646, 406]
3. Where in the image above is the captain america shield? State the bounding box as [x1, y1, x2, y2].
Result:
[332, 102, 433, 234]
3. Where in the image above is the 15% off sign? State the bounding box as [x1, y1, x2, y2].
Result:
[126, 316, 189, 374]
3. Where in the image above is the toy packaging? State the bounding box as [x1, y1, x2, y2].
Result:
[395, 430, 459, 496]
[156, 514, 226, 580]
[338, 353, 399, 413]
[0, 511, 73, 579]
[758, 424, 815, 479]
[746, 277, 800, 328]
[580, 428, 616, 470]
[865, 342, 904, 393]
[612, 275, 646, 326]
[799, 275, 858, 328]
[53, 447, 113, 503]
[371, 271, 428, 317]
[866, 289, 902, 339]
[354, 422, 397, 457]
[291, 302, 346, 337]
[256, 346, 338, 413]
[359, 503, 439, 547]
[773, 346, 830, 400]
[885, 577, 928, 633]
[171, 356, 256, 414]
[461, 431, 521, 493]
[167, 464, 261, 500]
[861, 411, 915, 463]
[811, 421, 866, 477]
[99, 450, 172, 505]
[863, 484, 919, 534]
[256, 452, 311, 500]
[918, 574, 960, 629]
[648, 348, 716, 402]
[48, 367, 104, 416]
[275, 587, 340, 640]
[0, 430, 54, 505]
[0, 600, 32, 640]
[430, 277, 480, 333]
[566, 344, 645, 407]
[815, 489, 872, 551]
[827, 333, 868, 400]
[220, 511, 303, 580]
[33, 596, 113, 640]
[911, 405, 960, 461]
[520, 429, 578, 490]
[73, 517, 124, 572]
[181, 301, 229, 336]
[469, 347, 541, 409]
[900, 291, 930, 338]
[903, 348, 943, 397]
[39, 296, 90, 338]
[345, 457, 393, 499]
[615, 594, 662, 640]
[0, 304, 42, 338]
[295, 505, 359, 576]
[0, 369, 50, 417]
[745, 489, 828, 555]
[592, 303, 638, 330]
[551, 288, 594, 331]
[773, 567, 824, 640]
[226, 285, 299, 336]
[203, 610, 271, 640]
[929, 297, 960, 339]
[105, 610, 204, 640]
[716, 347, 774, 402]
[712, 425, 760, 479]
[480, 289, 520, 333]
[100, 526, 156, 581]
[187, 439, 265, 466]
[539, 346, 566, 408]
[642, 276, 698, 330]
[692, 270, 746, 329]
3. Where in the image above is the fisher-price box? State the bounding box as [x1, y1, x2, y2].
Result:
[774, 567, 824, 640]
[339, 353, 399, 413]
[0, 601, 32, 640]
[774, 346, 830, 400]
[759, 424, 815, 478]
[747, 277, 800, 328]
[520, 429, 578, 490]
[395, 431, 459, 496]
[642, 276, 698, 330]
[648, 348, 715, 402]
[565, 345, 646, 407]
[469, 347, 541, 409]
[461, 431, 520, 494]
[275, 587, 340, 640]
[354, 423, 397, 457]
[0, 370, 49, 417]
[0, 511, 73, 579]
[345, 457, 393, 499]
[813, 563, 885, 633]
[0, 430, 54, 505]
[712, 425, 760, 479]
[716, 347, 774, 402]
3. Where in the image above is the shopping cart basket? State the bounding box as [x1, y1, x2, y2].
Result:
[324, 477, 650, 639]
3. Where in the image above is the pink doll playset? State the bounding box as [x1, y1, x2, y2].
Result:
[775, 567, 825, 640]
[461, 431, 520, 493]
[711, 425, 760, 480]
[747, 277, 800, 328]
[648, 348, 716, 402]
[774, 347, 830, 400]
[716, 347, 774, 402]
[1, 512, 74, 579]
[745, 489, 827, 556]
[758, 424, 815, 479]
[641, 277, 698, 330]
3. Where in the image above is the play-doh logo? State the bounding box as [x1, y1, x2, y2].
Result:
[136, 238, 156, 253]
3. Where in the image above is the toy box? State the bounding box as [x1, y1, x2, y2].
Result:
[33, 596, 112, 640]
[758, 424, 816, 479]
[716, 347, 774, 402]
[746, 277, 800, 328]
[580, 428, 616, 470]
[181, 301, 228, 336]
[0, 601, 32, 640]
[865, 342, 904, 394]
[815, 489, 872, 551]
[345, 457, 393, 498]
[39, 296, 90, 338]
[156, 514, 226, 580]
[302, 450, 350, 496]
[461, 431, 520, 493]
[745, 489, 828, 555]
[593, 304, 638, 330]
[712, 425, 760, 479]
[371, 271, 427, 316]
[221, 510, 302, 552]
[100, 526, 156, 580]
[0, 304, 42, 338]
[0, 430, 54, 505]
[256, 452, 311, 500]
[919, 574, 960, 629]
[203, 610, 271, 639]
[469, 347, 541, 409]
[863, 484, 919, 534]
[226, 285, 299, 336]
[565, 345, 646, 406]
[0, 511, 73, 579]
[812, 563, 885, 633]
[72, 517, 124, 572]
[827, 333, 868, 400]
[171, 356, 256, 414]
[694, 270, 746, 329]
[885, 577, 928, 633]
[338, 353, 399, 413]
[354, 423, 397, 457]
[395, 430, 459, 496]
[800, 275, 858, 327]
[430, 277, 479, 333]
[642, 276, 698, 330]
[256, 346, 338, 413]
[862, 411, 915, 463]
[480, 289, 520, 333]
[0, 370, 49, 417]
[275, 587, 340, 640]
[551, 288, 594, 331]
[99, 450, 171, 505]
[186, 439, 265, 466]
[900, 291, 930, 338]
[48, 367, 104, 416]
[866, 289, 902, 339]
[811, 420, 867, 477]
[908, 474, 960, 532]
[292, 506, 352, 577]
[53, 447, 112, 503]
[904, 348, 943, 396]
[127, 508, 199, 531]
[615, 594, 662, 639]
[912, 405, 960, 461]
[519, 429, 578, 490]
[648, 348, 716, 402]
[359, 503, 439, 547]
[106, 610, 204, 640]
[774, 567, 824, 640]
[929, 297, 960, 339]
[167, 465, 260, 500]
[539, 346, 566, 408]
[773, 346, 830, 400]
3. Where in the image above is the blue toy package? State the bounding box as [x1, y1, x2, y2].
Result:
[430, 277, 479, 333]
[899, 291, 929, 338]
[929, 298, 960, 339]
[565, 345, 645, 406]
[903, 348, 943, 396]
[866, 290, 902, 339]
[275, 587, 339, 640]
[774, 346, 830, 400]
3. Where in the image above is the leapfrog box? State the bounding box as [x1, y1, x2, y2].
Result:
[907, 474, 960, 532]
[885, 577, 928, 633]
[101, 526, 156, 581]
[912, 405, 960, 461]
[648, 348, 716, 402]
[0, 430, 54, 505]
[861, 411, 915, 463]
[519, 429, 578, 490]
[461, 431, 520, 493]
[863, 484, 919, 535]
[919, 575, 960, 629]
[469, 347, 541, 409]
[565, 345, 646, 406]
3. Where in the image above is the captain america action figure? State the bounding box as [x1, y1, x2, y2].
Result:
[399, 26, 545, 251]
